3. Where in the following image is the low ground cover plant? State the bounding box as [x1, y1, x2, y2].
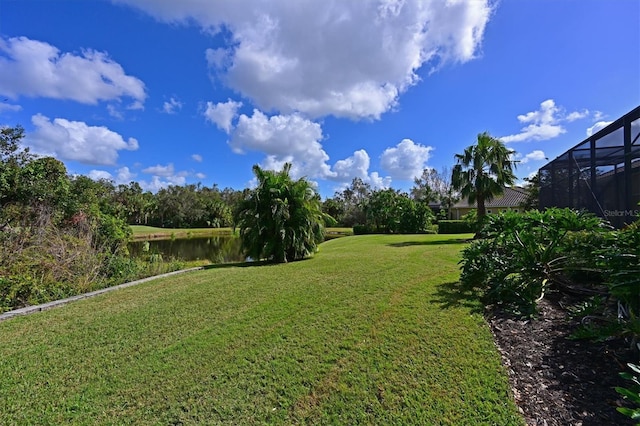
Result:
[459, 208, 610, 317]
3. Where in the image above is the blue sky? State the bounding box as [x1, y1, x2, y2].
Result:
[1, 0, 638, 197]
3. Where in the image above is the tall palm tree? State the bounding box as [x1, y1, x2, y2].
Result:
[452, 132, 517, 221]
[233, 163, 332, 263]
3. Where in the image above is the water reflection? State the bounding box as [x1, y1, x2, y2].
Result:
[128, 237, 245, 263]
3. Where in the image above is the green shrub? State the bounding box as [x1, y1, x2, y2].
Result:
[438, 220, 473, 234]
[599, 222, 640, 315]
[459, 208, 610, 316]
[352, 224, 375, 235]
[103, 255, 143, 284]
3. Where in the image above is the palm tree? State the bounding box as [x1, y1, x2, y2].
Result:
[452, 132, 517, 222]
[233, 163, 332, 263]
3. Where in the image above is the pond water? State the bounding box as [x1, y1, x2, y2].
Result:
[128, 236, 245, 263]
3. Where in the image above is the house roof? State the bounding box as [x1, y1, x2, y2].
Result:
[452, 187, 528, 209]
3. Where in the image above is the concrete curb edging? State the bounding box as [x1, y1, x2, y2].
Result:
[0, 267, 205, 322]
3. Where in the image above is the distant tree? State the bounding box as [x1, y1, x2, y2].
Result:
[233, 163, 332, 263]
[1, 125, 32, 209]
[411, 166, 459, 218]
[322, 198, 345, 224]
[520, 174, 539, 210]
[329, 177, 372, 227]
[114, 182, 147, 224]
[366, 189, 434, 233]
[452, 132, 517, 222]
[200, 185, 233, 227]
[366, 188, 400, 232]
[410, 169, 439, 204]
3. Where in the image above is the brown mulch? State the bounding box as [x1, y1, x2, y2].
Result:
[488, 293, 637, 426]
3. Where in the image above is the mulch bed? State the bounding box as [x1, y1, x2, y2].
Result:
[488, 293, 637, 426]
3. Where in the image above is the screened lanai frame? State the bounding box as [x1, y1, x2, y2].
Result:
[538, 105, 640, 228]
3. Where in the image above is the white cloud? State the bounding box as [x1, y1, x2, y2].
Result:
[501, 99, 591, 143]
[586, 121, 613, 137]
[116, 166, 136, 183]
[204, 99, 243, 133]
[26, 114, 139, 165]
[115, 0, 492, 120]
[330, 149, 391, 187]
[380, 138, 433, 180]
[142, 163, 176, 177]
[369, 171, 392, 189]
[139, 163, 189, 191]
[519, 150, 546, 164]
[0, 103, 21, 113]
[88, 170, 113, 181]
[0, 36, 146, 107]
[87, 166, 136, 184]
[332, 149, 370, 181]
[230, 109, 334, 179]
[107, 104, 124, 119]
[162, 97, 183, 114]
[195, 172, 206, 180]
[191, 154, 203, 162]
[565, 110, 589, 122]
[138, 176, 184, 192]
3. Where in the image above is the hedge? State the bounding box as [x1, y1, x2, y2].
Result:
[438, 220, 473, 234]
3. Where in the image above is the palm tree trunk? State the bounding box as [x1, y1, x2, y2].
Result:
[475, 191, 486, 239]
[477, 191, 486, 219]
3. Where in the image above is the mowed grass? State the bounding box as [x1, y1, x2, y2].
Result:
[0, 234, 523, 425]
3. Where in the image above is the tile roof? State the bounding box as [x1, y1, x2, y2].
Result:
[452, 186, 528, 209]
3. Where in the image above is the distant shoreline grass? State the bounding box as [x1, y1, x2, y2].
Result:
[130, 225, 234, 241]
[130, 225, 353, 241]
[0, 233, 522, 424]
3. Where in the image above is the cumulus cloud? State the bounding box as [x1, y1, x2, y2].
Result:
[88, 170, 113, 181]
[204, 99, 243, 133]
[586, 121, 613, 137]
[142, 163, 177, 177]
[191, 154, 203, 162]
[87, 166, 136, 184]
[114, 0, 492, 120]
[139, 163, 189, 191]
[369, 172, 392, 189]
[162, 97, 183, 114]
[501, 99, 592, 143]
[330, 149, 391, 187]
[229, 109, 333, 179]
[26, 114, 139, 165]
[519, 150, 546, 164]
[380, 139, 433, 180]
[332, 149, 370, 181]
[116, 166, 136, 183]
[0, 36, 146, 107]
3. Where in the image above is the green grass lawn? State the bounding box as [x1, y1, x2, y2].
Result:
[0, 234, 523, 425]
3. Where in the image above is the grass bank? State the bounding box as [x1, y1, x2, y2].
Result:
[130, 225, 234, 241]
[130, 225, 353, 241]
[0, 234, 523, 425]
